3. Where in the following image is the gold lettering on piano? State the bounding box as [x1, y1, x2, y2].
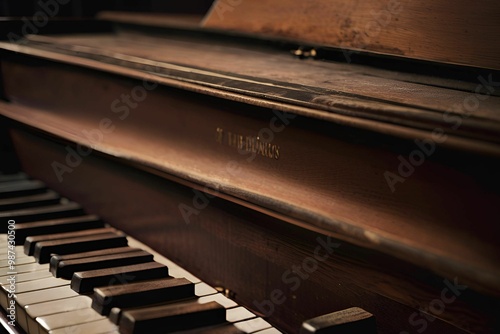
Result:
[216, 127, 280, 160]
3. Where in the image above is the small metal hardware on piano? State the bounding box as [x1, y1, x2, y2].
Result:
[1, 0, 500, 333]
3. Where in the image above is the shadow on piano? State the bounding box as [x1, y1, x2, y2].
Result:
[1, 1, 500, 333]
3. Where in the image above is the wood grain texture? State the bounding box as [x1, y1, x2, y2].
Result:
[4, 33, 500, 155]
[1, 19, 500, 333]
[203, 0, 500, 70]
[300, 307, 376, 334]
[1, 59, 499, 299]
[8, 128, 499, 333]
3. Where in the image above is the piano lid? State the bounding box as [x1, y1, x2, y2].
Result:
[202, 0, 500, 71]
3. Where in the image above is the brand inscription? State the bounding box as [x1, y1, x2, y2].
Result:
[216, 127, 280, 160]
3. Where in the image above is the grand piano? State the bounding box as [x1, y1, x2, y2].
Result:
[1, 0, 500, 333]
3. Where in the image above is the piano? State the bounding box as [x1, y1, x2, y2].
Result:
[0, 0, 499, 333]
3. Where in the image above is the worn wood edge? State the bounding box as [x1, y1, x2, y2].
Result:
[6, 119, 500, 334]
[85, 14, 500, 98]
[21, 35, 500, 133]
[1, 102, 499, 299]
[96, 11, 204, 30]
[0, 41, 499, 157]
[300, 307, 375, 331]
[6, 131, 498, 334]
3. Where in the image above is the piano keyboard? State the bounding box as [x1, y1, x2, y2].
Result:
[0, 172, 281, 334]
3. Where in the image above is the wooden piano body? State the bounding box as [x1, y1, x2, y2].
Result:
[1, 1, 500, 332]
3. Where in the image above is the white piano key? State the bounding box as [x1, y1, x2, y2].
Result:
[0, 246, 29, 257]
[37, 308, 106, 334]
[0, 256, 35, 267]
[14, 284, 77, 332]
[195, 282, 218, 296]
[48, 318, 118, 334]
[198, 293, 238, 309]
[227, 306, 256, 322]
[0, 270, 51, 285]
[254, 328, 282, 334]
[0, 270, 54, 310]
[168, 266, 201, 284]
[15, 286, 79, 330]
[234, 318, 273, 333]
[0, 262, 49, 275]
[14, 277, 69, 294]
[25, 295, 92, 333]
[16, 285, 79, 308]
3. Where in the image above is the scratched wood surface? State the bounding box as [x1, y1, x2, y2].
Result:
[10, 31, 500, 156]
[9, 128, 499, 333]
[1, 17, 499, 333]
[203, 0, 500, 70]
[1, 58, 500, 301]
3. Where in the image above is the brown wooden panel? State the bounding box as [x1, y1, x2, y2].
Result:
[1, 58, 499, 299]
[7, 127, 500, 333]
[203, 0, 500, 70]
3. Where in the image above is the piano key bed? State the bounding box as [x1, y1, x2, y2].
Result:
[0, 172, 281, 334]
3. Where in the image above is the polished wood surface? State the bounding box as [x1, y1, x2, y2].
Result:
[0, 10, 499, 333]
[1, 45, 499, 300]
[5, 128, 498, 333]
[300, 307, 376, 334]
[203, 0, 500, 70]
[5, 31, 500, 151]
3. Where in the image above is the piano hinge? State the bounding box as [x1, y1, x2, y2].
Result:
[291, 46, 317, 59]
[215, 286, 236, 299]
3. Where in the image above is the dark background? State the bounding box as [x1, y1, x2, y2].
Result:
[0, 0, 215, 16]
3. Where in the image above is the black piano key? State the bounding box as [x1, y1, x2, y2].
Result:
[0, 201, 85, 232]
[180, 323, 245, 334]
[299, 307, 377, 334]
[0, 172, 28, 183]
[116, 301, 257, 333]
[119, 300, 226, 334]
[54, 250, 154, 279]
[0, 179, 46, 198]
[15, 214, 104, 246]
[0, 190, 60, 211]
[92, 277, 195, 315]
[24, 226, 118, 255]
[179, 309, 273, 334]
[50, 246, 141, 273]
[37, 284, 227, 333]
[109, 307, 127, 325]
[34, 232, 128, 263]
[0, 182, 278, 334]
[109, 292, 239, 327]
[71, 262, 169, 294]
